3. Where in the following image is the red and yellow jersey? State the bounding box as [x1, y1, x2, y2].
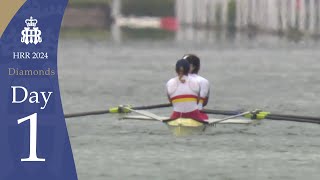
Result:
[166, 75, 200, 113]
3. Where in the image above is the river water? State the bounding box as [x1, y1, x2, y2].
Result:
[58, 33, 320, 180]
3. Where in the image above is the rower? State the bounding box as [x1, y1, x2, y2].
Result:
[182, 54, 210, 110]
[166, 59, 207, 121]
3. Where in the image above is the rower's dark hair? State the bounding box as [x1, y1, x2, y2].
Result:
[182, 54, 200, 74]
[175, 59, 189, 82]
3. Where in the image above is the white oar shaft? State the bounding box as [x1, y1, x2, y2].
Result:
[208, 111, 251, 124]
[122, 106, 166, 121]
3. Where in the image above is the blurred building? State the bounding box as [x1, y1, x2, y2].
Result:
[176, 0, 320, 36]
[61, 0, 320, 41]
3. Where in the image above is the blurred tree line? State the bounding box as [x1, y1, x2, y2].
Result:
[69, 0, 111, 5]
[122, 0, 175, 16]
[69, 0, 175, 17]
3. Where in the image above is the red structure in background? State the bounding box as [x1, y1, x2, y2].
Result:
[296, 0, 301, 10]
[160, 17, 178, 31]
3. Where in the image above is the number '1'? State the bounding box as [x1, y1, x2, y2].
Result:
[17, 113, 45, 162]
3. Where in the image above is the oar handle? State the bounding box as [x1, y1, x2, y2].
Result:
[202, 109, 239, 116]
[133, 103, 171, 110]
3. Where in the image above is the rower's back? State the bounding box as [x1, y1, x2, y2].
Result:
[167, 75, 200, 113]
[166, 59, 207, 121]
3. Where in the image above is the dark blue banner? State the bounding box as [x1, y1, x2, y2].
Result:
[0, 0, 78, 179]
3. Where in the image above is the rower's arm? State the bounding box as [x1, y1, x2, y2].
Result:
[203, 88, 210, 107]
[200, 80, 210, 107]
[167, 94, 172, 103]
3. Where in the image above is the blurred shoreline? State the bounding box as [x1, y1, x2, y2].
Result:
[61, 0, 320, 42]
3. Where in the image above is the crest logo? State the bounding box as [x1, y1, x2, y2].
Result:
[21, 16, 42, 45]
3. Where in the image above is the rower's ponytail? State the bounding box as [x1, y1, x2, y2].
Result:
[178, 67, 186, 83]
[175, 59, 190, 83]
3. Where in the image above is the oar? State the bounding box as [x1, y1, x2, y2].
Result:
[64, 103, 171, 118]
[202, 109, 320, 124]
[207, 110, 253, 124]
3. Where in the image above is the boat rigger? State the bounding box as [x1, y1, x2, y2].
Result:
[119, 106, 260, 136]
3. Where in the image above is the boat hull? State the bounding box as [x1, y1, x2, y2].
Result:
[165, 118, 206, 136]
